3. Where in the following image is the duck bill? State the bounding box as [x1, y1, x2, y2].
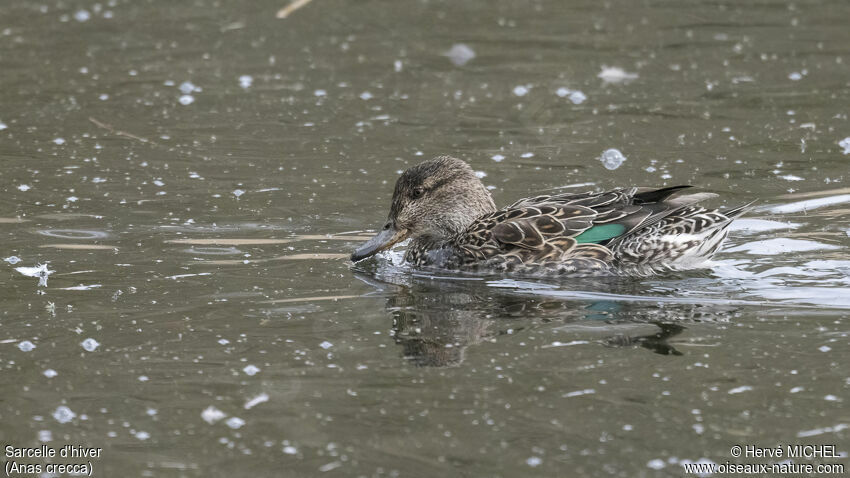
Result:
[351, 227, 409, 262]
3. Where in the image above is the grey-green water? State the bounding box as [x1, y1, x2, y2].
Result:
[1, 0, 849, 476]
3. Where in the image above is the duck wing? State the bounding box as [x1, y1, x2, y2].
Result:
[452, 186, 738, 273]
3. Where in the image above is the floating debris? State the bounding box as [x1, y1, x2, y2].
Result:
[444, 43, 476, 66]
[598, 66, 639, 83]
[839, 137, 850, 155]
[276, 0, 315, 19]
[80, 338, 100, 352]
[599, 148, 627, 170]
[244, 393, 269, 410]
[15, 263, 54, 287]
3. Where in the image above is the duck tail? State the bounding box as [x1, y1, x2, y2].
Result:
[722, 200, 758, 220]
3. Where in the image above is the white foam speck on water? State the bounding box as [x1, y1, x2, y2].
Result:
[80, 338, 100, 352]
[15, 263, 54, 287]
[765, 194, 850, 213]
[232, 189, 245, 198]
[563, 389, 595, 398]
[520, 152, 534, 158]
[53, 137, 65, 145]
[138, 375, 149, 382]
[5, 256, 22, 264]
[0, 121, 7, 130]
[134, 431, 150, 440]
[146, 408, 158, 416]
[797, 423, 848, 438]
[218, 338, 230, 345]
[60, 284, 102, 291]
[17, 184, 31, 191]
[53, 406, 76, 424]
[512, 85, 529, 97]
[67, 196, 78, 202]
[647, 459, 666, 470]
[244, 393, 269, 410]
[238, 75, 253, 89]
[444, 43, 476, 66]
[819, 345, 832, 352]
[839, 137, 850, 155]
[319, 341, 333, 349]
[491, 154, 505, 162]
[283, 446, 298, 455]
[788, 71, 803, 81]
[178, 95, 195, 105]
[44, 369, 57, 378]
[555, 87, 587, 104]
[598, 66, 639, 83]
[74, 9, 90, 21]
[38, 430, 52, 442]
[778, 174, 804, 181]
[179, 81, 199, 94]
[153, 179, 165, 187]
[728, 385, 753, 394]
[824, 394, 840, 402]
[599, 148, 626, 170]
[201, 406, 226, 424]
[314, 89, 327, 97]
[542, 340, 589, 348]
[18, 340, 36, 352]
[225, 417, 245, 429]
[474, 171, 487, 179]
[526, 457, 542, 467]
[243, 365, 260, 376]
[726, 238, 841, 255]
[729, 218, 801, 233]
[359, 91, 373, 100]
[790, 386, 804, 393]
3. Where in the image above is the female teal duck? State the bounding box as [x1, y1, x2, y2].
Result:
[351, 156, 751, 276]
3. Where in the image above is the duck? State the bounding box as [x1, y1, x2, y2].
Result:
[351, 156, 752, 277]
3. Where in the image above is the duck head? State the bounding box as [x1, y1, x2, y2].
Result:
[351, 156, 497, 262]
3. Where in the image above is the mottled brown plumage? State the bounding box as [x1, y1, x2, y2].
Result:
[352, 156, 752, 277]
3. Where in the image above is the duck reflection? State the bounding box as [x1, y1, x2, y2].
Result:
[355, 268, 737, 367]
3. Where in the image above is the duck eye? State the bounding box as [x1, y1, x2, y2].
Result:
[411, 187, 425, 199]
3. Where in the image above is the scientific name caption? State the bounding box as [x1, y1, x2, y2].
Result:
[4, 445, 101, 476]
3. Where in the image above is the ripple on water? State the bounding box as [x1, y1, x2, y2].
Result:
[183, 246, 242, 255]
[37, 229, 109, 240]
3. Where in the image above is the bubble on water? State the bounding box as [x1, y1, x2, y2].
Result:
[243, 365, 260, 376]
[647, 459, 666, 470]
[819, 345, 832, 352]
[232, 189, 245, 198]
[226, 417, 245, 429]
[38, 430, 53, 442]
[153, 179, 165, 187]
[491, 154, 505, 162]
[839, 137, 850, 155]
[359, 91, 373, 100]
[18, 340, 36, 352]
[53, 406, 76, 424]
[598, 66, 639, 83]
[74, 9, 91, 22]
[788, 71, 803, 81]
[4, 256, 21, 264]
[218, 338, 230, 345]
[599, 148, 627, 170]
[179, 81, 199, 94]
[512, 85, 529, 97]
[146, 408, 158, 416]
[568, 90, 587, 104]
[135, 431, 150, 440]
[319, 341, 333, 349]
[526, 456, 542, 467]
[394, 59, 403, 72]
[238, 75, 253, 89]
[474, 171, 487, 179]
[178, 95, 195, 105]
[444, 43, 476, 66]
[201, 406, 226, 424]
[314, 89, 327, 97]
[44, 369, 57, 378]
[80, 338, 100, 352]
[53, 137, 65, 145]
[283, 445, 298, 455]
